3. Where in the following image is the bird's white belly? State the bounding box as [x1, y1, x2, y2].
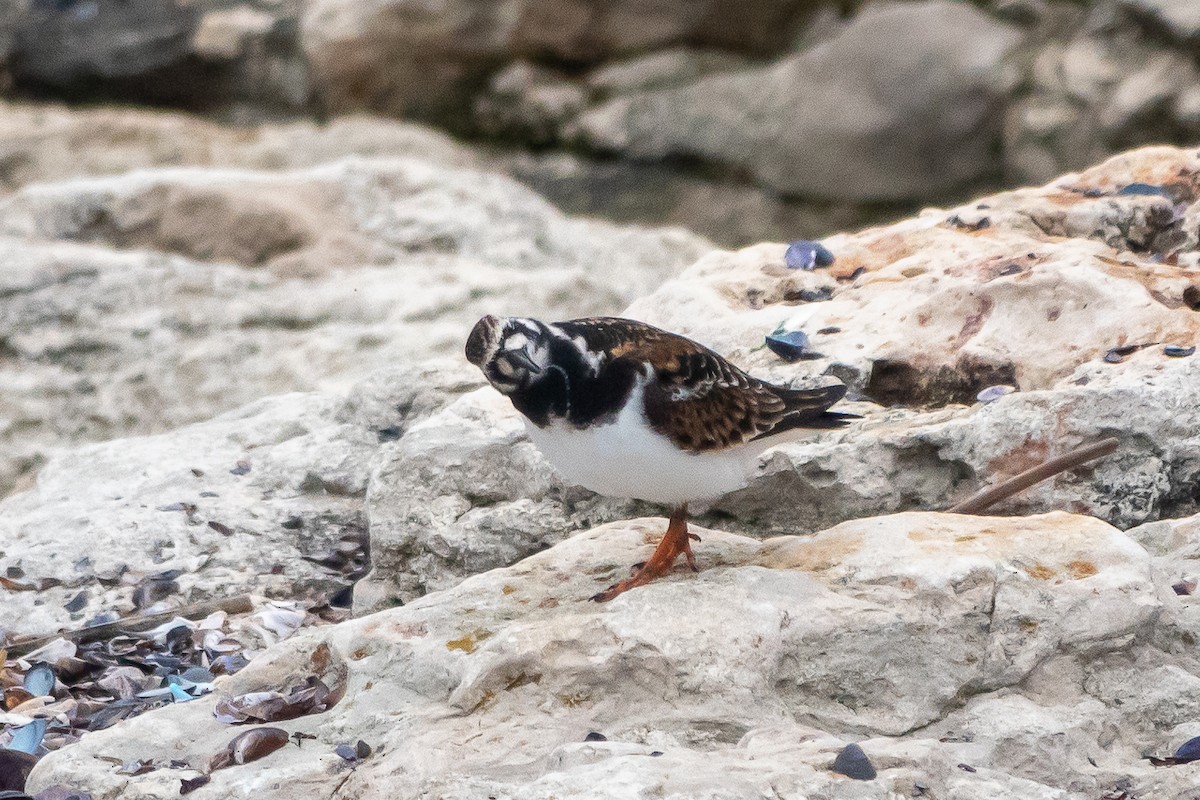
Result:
[523, 396, 751, 506]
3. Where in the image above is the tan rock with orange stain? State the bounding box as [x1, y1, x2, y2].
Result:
[629, 146, 1200, 401]
[625, 146, 1200, 536]
[757, 511, 1149, 592]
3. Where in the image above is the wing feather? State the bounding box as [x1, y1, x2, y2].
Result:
[556, 317, 853, 452]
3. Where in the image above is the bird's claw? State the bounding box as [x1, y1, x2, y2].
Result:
[590, 506, 696, 601]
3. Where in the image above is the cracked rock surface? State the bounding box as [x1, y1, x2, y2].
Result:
[6, 142, 1200, 799]
[359, 144, 1200, 611]
[0, 360, 477, 639]
[28, 511, 1200, 800]
[628, 146, 1200, 535]
[0, 148, 708, 499]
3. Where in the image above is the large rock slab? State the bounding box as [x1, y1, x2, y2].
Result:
[294, 0, 1200, 214]
[301, 0, 817, 122]
[358, 387, 642, 610]
[574, 1, 1021, 203]
[27, 511, 1185, 800]
[0, 102, 481, 189]
[359, 144, 1200, 610]
[0, 100, 868, 250]
[0, 155, 708, 498]
[8, 0, 309, 112]
[0, 359, 475, 640]
[626, 144, 1200, 530]
[6, 2, 1200, 251]
[6, 139, 1200, 800]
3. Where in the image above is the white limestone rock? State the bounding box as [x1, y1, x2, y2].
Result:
[26, 511, 1174, 800]
[0, 156, 709, 497]
[9, 141, 1200, 800]
[350, 146, 1200, 612]
[622, 145, 1200, 531]
[0, 359, 480, 639]
[357, 388, 642, 611]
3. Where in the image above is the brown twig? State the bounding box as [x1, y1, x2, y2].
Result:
[5, 595, 255, 658]
[948, 437, 1120, 515]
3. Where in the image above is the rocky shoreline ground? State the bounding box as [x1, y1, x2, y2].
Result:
[0, 93, 1197, 797]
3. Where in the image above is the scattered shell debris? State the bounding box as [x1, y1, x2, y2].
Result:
[765, 330, 822, 362]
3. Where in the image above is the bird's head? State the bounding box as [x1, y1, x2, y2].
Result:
[465, 315, 553, 395]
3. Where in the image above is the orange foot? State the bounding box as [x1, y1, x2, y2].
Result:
[591, 504, 700, 602]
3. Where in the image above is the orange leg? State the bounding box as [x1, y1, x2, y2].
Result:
[591, 504, 699, 602]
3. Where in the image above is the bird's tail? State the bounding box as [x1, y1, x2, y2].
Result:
[773, 383, 859, 433]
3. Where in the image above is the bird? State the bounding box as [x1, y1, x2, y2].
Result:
[465, 315, 855, 601]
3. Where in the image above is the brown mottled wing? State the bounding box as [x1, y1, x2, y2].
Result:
[552, 316, 677, 359]
[555, 317, 851, 453]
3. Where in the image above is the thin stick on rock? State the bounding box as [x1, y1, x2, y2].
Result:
[5, 595, 256, 658]
[948, 437, 1119, 516]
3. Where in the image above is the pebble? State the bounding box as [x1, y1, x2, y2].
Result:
[6, 719, 46, 754]
[1104, 344, 1142, 364]
[1117, 183, 1172, 199]
[63, 591, 88, 613]
[22, 664, 56, 697]
[946, 214, 991, 231]
[791, 286, 834, 303]
[330, 741, 371, 762]
[209, 727, 290, 771]
[976, 385, 1015, 403]
[180, 776, 211, 795]
[832, 742, 876, 780]
[765, 330, 821, 362]
[785, 241, 835, 271]
[1173, 736, 1200, 764]
[1164, 345, 1195, 358]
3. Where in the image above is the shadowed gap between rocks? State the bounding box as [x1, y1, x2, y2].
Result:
[864, 357, 1019, 408]
[709, 442, 978, 537]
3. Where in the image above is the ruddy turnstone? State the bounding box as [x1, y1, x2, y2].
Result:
[465, 315, 855, 601]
